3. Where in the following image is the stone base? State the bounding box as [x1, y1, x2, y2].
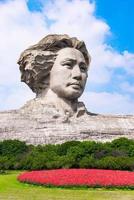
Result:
[0, 99, 134, 145]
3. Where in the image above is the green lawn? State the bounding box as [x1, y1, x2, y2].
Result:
[0, 171, 134, 200]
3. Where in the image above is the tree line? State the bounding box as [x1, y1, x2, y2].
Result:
[0, 137, 134, 171]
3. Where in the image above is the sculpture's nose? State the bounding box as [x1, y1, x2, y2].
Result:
[72, 65, 82, 80]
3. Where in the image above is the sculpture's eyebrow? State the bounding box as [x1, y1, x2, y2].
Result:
[60, 59, 86, 66]
[60, 58, 76, 64]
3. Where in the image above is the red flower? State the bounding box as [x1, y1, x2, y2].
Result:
[18, 169, 134, 187]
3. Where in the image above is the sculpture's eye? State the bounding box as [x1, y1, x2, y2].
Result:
[62, 62, 73, 69]
[80, 64, 87, 72]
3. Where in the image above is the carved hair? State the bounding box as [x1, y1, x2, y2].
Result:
[18, 34, 91, 95]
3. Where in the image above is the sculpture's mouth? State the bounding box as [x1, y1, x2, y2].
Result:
[67, 82, 82, 89]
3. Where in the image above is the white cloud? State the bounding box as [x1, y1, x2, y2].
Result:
[0, 0, 47, 110]
[0, 0, 134, 114]
[0, 83, 34, 111]
[43, 0, 110, 46]
[0, 0, 48, 85]
[81, 92, 134, 114]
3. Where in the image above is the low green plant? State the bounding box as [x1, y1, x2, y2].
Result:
[0, 138, 134, 170]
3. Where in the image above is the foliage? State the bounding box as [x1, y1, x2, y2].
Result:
[0, 139, 28, 156]
[0, 138, 134, 170]
[0, 169, 6, 174]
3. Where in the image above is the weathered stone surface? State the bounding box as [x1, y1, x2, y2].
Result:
[0, 98, 134, 145]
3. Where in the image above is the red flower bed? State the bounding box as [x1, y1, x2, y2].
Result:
[18, 169, 134, 187]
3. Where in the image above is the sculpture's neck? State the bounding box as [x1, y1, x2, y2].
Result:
[38, 89, 78, 116]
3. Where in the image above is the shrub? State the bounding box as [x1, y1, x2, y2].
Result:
[79, 156, 97, 168]
[66, 146, 86, 168]
[0, 140, 28, 156]
[110, 138, 134, 153]
[97, 156, 134, 171]
[0, 169, 6, 174]
[97, 156, 120, 170]
[1, 138, 134, 170]
[57, 141, 81, 156]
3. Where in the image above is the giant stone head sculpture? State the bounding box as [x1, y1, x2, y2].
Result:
[18, 34, 91, 101]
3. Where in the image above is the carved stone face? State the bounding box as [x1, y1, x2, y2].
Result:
[50, 47, 88, 100]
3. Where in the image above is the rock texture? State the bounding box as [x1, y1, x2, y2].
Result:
[0, 99, 134, 145]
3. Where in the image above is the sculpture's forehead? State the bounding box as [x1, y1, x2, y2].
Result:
[56, 47, 86, 62]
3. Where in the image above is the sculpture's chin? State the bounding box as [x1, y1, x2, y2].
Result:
[59, 89, 83, 100]
[50, 85, 84, 101]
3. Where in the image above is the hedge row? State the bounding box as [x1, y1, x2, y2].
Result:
[0, 138, 134, 170]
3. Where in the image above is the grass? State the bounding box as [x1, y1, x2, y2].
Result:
[1, 171, 134, 200]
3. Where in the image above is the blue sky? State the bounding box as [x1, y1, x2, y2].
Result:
[94, 0, 134, 100]
[0, 0, 134, 114]
[95, 0, 134, 52]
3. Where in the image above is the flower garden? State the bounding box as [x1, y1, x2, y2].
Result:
[1, 138, 134, 189]
[18, 169, 134, 188]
